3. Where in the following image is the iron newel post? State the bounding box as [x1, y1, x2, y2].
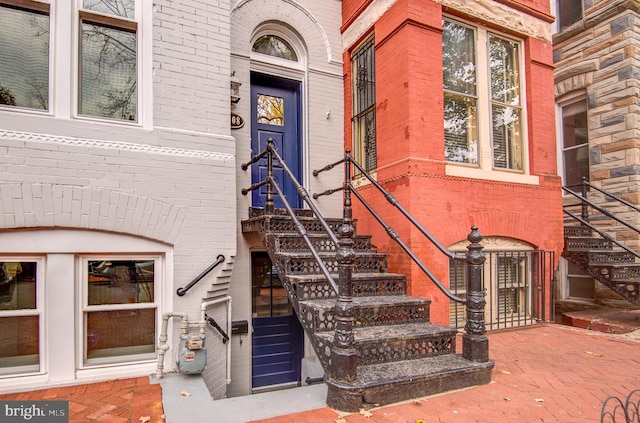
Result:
[463, 226, 489, 362]
[330, 150, 357, 385]
[264, 138, 276, 215]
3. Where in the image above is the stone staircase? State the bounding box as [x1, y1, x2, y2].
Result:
[563, 225, 640, 306]
[242, 207, 494, 411]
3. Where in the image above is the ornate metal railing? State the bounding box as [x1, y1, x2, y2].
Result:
[314, 149, 489, 362]
[601, 389, 640, 423]
[176, 254, 225, 296]
[449, 250, 555, 331]
[564, 177, 640, 260]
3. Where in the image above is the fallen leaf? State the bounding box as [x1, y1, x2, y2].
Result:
[413, 399, 422, 405]
[180, 390, 191, 397]
[501, 370, 512, 375]
[416, 420, 427, 423]
[334, 418, 347, 423]
[585, 351, 603, 357]
[139, 417, 150, 423]
[359, 408, 373, 418]
[534, 398, 544, 403]
[503, 397, 511, 402]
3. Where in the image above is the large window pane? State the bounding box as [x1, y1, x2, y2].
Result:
[490, 34, 522, 171]
[87, 260, 154, 305]
[492, 105, 522, 170]
[86, 309, 155, 361]
[80, 22, 137, 121]
[490, 35, 520, 107]
[563, 101, 589, 188]
[0, 316, 39, 375]
[444, 93, 478, 164]
[0, 262, 36, 310]
[0, 4, 49, 110]
[443, 20, 476, 96]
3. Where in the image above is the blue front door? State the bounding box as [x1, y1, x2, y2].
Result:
[250, 74, 302, 208]
[251, 252, 303, 389]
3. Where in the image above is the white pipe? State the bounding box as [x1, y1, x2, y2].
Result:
[156, 312, 188, 379]
[201, 296, 233, 384]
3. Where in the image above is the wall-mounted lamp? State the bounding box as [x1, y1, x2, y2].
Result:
[230, 71, 241, 104]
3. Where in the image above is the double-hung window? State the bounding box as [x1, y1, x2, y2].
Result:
[0, 0, 142, 123]
[79, 0, 138, 121]
[0, 1, 50, 111]
[81, 257, 158, 366]
[351, 36, 377, 173]
[557, 0, 583, 30]
[443, 18, 526, 175]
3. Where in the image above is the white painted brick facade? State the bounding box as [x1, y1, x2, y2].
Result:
[0, 0, 344, 399]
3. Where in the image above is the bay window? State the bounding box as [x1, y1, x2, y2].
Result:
[443, 18, 527, 176]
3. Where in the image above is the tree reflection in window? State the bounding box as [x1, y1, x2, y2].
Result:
[252, 35, 298, 61]
[0, 4, 49, 110]
[79, 0, 137, 121]
[257, 94, 284, 126]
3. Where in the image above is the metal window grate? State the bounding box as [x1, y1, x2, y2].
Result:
[351, 37, 376, 172]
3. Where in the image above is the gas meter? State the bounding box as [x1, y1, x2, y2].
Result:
[177, 332, 206, 374]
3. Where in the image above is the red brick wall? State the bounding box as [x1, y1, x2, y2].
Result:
[343, 0, 563, 325]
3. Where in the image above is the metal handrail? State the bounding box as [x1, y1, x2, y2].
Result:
[563, 183, 640, 236]
[564, 209, 640, 260]
[176, 254, 225, 296]
[241, 139, 339, 294]
[314, 149, 466, 304]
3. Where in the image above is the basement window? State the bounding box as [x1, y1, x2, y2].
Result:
[80, 256, 158, 367]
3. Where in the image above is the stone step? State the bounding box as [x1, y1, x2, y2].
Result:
[586, 250, 637, 265]
[275, 252, 387, 275]
[316, 322, 457, 366]
[299, 295, 430, 332]
[242, 213, 347, 235]
[565, 237, 613, 251]
[287, 273, 407, 300]
[564, 226, 592, 237]
[269, 233, 373, 253]
[326, 354, 494, 412]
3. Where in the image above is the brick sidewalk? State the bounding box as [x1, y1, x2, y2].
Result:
[0, 376, 164, 423]
[0, 324, 638, 422]
[252, 324, 640, 423]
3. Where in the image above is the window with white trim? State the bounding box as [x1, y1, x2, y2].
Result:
[0, 2, 50, 110]
[443, 18, 526, 173]
[81, 256, 158, 366]
[0, 0, 144, 123]
[79, 0, 138, 121]
[561, 98, 589, 190]
[0, 259, 43, 376]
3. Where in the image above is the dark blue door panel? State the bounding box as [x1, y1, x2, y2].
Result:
[251, 74, 302, 208]
[252, 314, 303, 389]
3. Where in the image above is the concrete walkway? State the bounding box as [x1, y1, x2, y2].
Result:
[1, 324, 638, 422]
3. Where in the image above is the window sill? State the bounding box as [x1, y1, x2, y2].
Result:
[445, 164, 540, 185]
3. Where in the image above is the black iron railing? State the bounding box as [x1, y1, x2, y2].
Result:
[564, 177, 640, 260]
[314, 148, 489, 362]
[449, 250, 555, 331]
[241, 138, 357, 383]
[601, 389, 640, 423]
[177, 254, 225, 296]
